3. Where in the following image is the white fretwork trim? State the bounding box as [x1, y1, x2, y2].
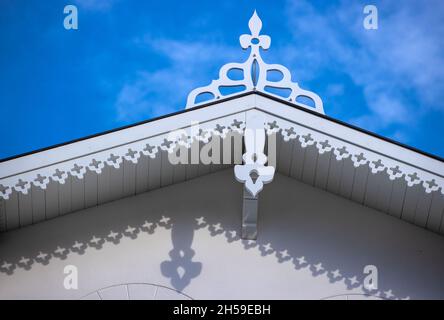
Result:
[1, 110, 442, 200]
[235, 112, 275, 197]
[264, 116, 444, 195]
[186, 11, 324, 114]
[0, 116, 245, 200]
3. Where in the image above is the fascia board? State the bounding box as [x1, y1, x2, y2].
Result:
[0, 95, 255, 179]
[254, 94, 444, 177]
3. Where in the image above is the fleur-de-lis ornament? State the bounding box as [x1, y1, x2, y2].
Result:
[186, 11, 324, 114]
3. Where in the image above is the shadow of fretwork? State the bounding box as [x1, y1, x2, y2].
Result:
[160, 213, 202, 291]
[1, 168, 444, 299]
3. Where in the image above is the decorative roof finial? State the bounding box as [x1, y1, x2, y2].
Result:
[186, 11, 324, 114]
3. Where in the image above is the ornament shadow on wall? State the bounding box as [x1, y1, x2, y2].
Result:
[0, 169, 418, 300]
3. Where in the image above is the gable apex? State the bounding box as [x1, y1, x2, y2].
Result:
[185, 11, 324, 114]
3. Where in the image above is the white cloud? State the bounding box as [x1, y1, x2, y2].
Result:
[115, 1, 444, 138]
[284, 0, 444, 136]
[326, 83, 345, 97]
[115, 37, 240, 121]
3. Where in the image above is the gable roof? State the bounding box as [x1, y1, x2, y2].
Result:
[1, 12, 443, 236]
[1, 91, 443, 235]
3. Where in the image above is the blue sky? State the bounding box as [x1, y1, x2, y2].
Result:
[1, 0, 443, 159]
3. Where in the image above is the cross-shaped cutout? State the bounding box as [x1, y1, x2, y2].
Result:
[319, 140, 331, 149]
[0, 184, 8, 193]
[215, 124, 225, 133]
[16, 179, 27, 189]
[408, 172, 419, 182]
[34, 174, 46, 184]
[53, 169, 65, 179]
[72, 164, 83, 174]
[426, 179, 438, 189]
[355, 153, 366, 162]
[231, 119, 243, 128]
[390, 165, 402, 176]
[302, 133, 313, 143]
[125, 149, 137, 158]
[285, 127, 296, 136]
[372, 159, 383, 169]
[90, 159, 101, 168]
[161, 139, 173, 149]
[107, 153, 119, 163]
[144, 144, 155, 153]
[336, 146, 348, 155]
[267, 121, 278, 130]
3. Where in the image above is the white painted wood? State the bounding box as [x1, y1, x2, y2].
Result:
[207, 135, 216, 175]
[186, 12, 324, 113]
[222, 132, 234, 168]
[233, 131, 243, 166]
[1, 93, 443, 214]
[278, 136, 294, 176]
[197, 141, 210, 177]
[289, 138, 306, 180]
[425, 192, 444, 233]
[186, 163, 199, 181]
[364, 171, 385, 209]
[0, 198, 5, 232]
[338, 158, 355, 199]
[414, 191, 433, 228]
[301, 144, 318, 186]
[98, 165, 111, 204]
[350, 165, 369, 204]
[401, 184, 422, 223]
[18, 192, 32, 227]
[45, 180, 59, 220]
[255, 94, 444, 178]
[58, 176, 72, 215]
[122, 160, 136, 197]
[135, 155, 149, 194]
[273, 131, 283, 172]
[314, 151, 331, 190]
[185, 138, 199, 180]
[173, 162, 187, 184]
[172, 143, 188, 184]
[5, 191, 20, 229]
[31, 184, 46, 224]
[2, 170, 444, 300]
[387, 177, 407, 219]
[148, 154, 161, 190]
[234, 110, 274, 198]
[440, 208, 444, 235]
[209, 134, 224, 174]
[375, 172, 394, 213]
[84, 169, 98, 208]
[160, 150, 174, 187]
[109, 165, 124, 200]
[0, 95, 256, 179]
[326, 157, 343, 195]
[0, 92, 441, 236]
[70, 175, 85, 212]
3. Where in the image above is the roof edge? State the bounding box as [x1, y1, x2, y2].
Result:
[1, 90, 443, 164]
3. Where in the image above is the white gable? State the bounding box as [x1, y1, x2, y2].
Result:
[0, 92, 443, 236]
[1, 10, 444, 301]
[0, 11, 443, 237]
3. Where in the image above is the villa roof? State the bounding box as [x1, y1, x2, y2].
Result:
[1, 12, 443, 236]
